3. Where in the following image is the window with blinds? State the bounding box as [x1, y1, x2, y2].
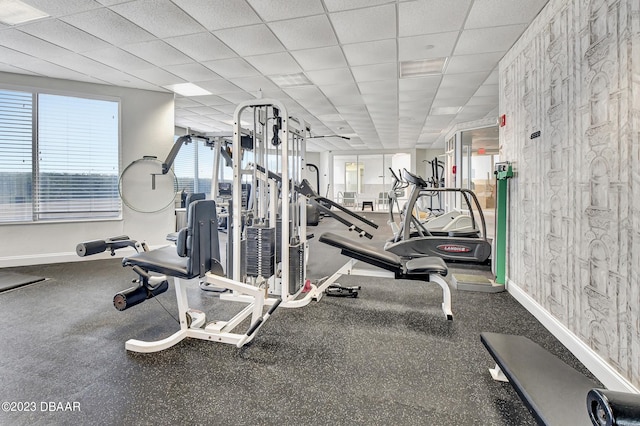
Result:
[0, 89, 120, 223]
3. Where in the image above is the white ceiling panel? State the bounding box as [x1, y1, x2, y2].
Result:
[89, 67, 162, 90]
[440, 72, 490, 90]
[431, 97, 470, 108]
[82, 47, 153, 71]
[351, 63, 397, 83]
[358, 79, 397, 94]
[191, 95, 232, 106]
[164, 33, 237, 62]
[445, 52, 504, 74]
[454, 25, 527, 55]
[330, 4, 396, 44]
[398, 76, 441, 92]
[10, 58, 100, 82]
[22, 0, 102, 16]
[248, 0, 325, 21]
[19, 20, 111, 53]
[228, 76, 278, 93]
[0, 29, 73, 60]
[127, 67, 184, 86]
[398, 32, 459, 61]
[435, 86, 478, 99]
[214, 24, 285, 57]
[466, 96, 497, 106]
[343, 39, 396, 66]
[399, 90, 435, 102]
[164, 63, 222, 82]
[324, 0, 395, 12]
[473, 84, 499, 97]
[399, 0, 472, 37]
[306, 68, 354, 86]
[0, 63, 38, 75]
[45, 52, 115, 77]
[197, 79, 245, 95]
[291, 46, 348, 71]
[319, 83, 360, 99]
[245, 52, 301, 76]
[172, 0, 261, 30]
[269, 15, 337, 50]
[465, 0, 548, 29]
[362, 92, 397, 104]
[202, 58, 258, 79]
[60, 8, 155, 46]
[0, 45, 40, 66]
[219, 92, 258, 104]
[329, 93, 364, 106]
[122, 40, 193, 66]
[175, 97, 203, 108]
[110, 0, 205, 38]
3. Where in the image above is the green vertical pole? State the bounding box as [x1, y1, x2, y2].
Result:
[494, 163, 513, 285]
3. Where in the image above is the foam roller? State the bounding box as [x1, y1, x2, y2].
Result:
[587, 388, 640, 426]
[113, 280, 169, 311]
[76, 239, 108, 257]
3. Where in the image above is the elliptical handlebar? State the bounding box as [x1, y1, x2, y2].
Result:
[402, 168, 428, 188]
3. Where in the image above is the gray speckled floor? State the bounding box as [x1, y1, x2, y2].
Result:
[0, 212, 598, 425]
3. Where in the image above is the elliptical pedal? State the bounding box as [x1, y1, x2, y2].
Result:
[325, 283, 361, 298]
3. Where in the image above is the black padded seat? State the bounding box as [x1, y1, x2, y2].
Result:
[124, 199, 222, 280]
[319, 232, 401, 273]
[405, 257, 447, 276]
[319, 232, 448, 277]
[123, 245, 191, 279]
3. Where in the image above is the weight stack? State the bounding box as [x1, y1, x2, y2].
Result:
[288, 242, 304, 295]
[246, 226, 275, 278]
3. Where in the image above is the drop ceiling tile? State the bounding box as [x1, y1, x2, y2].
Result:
[211, 104, 239, 114]
[282, 85, 324, 101]
[171, 0, 261, 30]
[399, 90, 434, 102]
[474, 84, 499, 97]
[269, 15, 338, 50]
[351, 63, 397, 82]
[398, 75, 441, 92]
[319, 83, 360, 99]
[343, 39, 396, 66]
[306, 68, 354, 86]
[18, 19, 111, 53]
[465, 0, 549, 29]
[127, 67, 184, 86]
[228, 76, 278, 93]
[466, 96, 497, 106]
[219, 92, 258, 104]
[197, 79, 245, 94]
[0, 29, 72, 60]
[336, 105, 368, 114]
[435, 86, 478, 99]
[0, 45, 39, 66]
[440, 72, 490, 90]
[90, 67, 161, 90]
[329, 93, 365, 106]
[431, 97, 469, 108]
[0, 63, 38, 75]
[291, 46, 347, 71]
[175, 97, 203, 108]
[46, 52, 114, 77]
[164, 33, 236, 62]
[122, 40, 193, 66]
[191, 95, 232, 106]
[60, 8, 155, 46]
[483, 69, 499, 85]
[330, 4, 396, 44]
[324, 0, 394, 12]
[445, 52, 505, 74]
[22, 0, 102, 16]
[245, 52, 301, 76]
[164, 63, 222, 82]
[82, 47, 152, 71]
[214, 24, 285, 56]
[398, 0, 471, 37]
[398, 32, 458, 61]
[358, 79, 397, 94]
[111, 0, 205, 38]
[362, 92, 397, 103]
[9, 58, 95, 81]
[454, 25, 526, 55]
[248, 0, 325, 21]
[202, 58, 258, 79]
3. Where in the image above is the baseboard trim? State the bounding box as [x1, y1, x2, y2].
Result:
[507, 278, 639, 393]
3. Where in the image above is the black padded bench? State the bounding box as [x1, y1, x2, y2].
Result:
[481, 332, 640, 426]
[318, 232, 452, 320]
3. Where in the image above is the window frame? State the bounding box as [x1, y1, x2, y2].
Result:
[0, 84, 122, 225]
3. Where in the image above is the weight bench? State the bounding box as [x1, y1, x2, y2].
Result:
[481, 332, 640, 425]
[119, 199, 279, 352]
[318, 232, 453, 320]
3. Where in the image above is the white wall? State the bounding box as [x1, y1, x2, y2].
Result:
[0, 72, 175, 267]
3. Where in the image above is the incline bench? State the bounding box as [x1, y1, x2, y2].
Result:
[481, 332, 640, 425]
[318, 232, 453, 320]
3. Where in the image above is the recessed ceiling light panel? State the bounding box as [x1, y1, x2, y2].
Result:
[163, 83, 212, 97]
[269, 73, 312, 87]
[400, 57, 447, 78]
[0, 0, 49, 25]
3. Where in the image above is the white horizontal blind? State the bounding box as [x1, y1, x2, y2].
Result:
[0, 89, 33, 222]
[36, 94, 120, 220]
[197, 142, 215, 197]
[173, 136, 196, 196]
